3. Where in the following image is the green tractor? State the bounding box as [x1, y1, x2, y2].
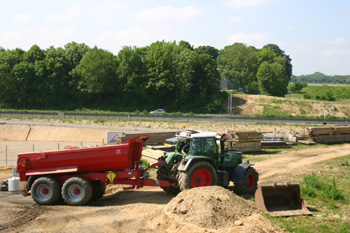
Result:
[157, 130, 258, 195]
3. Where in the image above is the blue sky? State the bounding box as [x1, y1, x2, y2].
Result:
[1, 0, 349, 75]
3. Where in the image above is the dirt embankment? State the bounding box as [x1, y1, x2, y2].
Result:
[0, 124, 113, 143]
[232, 94, 350, 118]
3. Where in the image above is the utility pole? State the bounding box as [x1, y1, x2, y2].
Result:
[228, 94, 232, 115]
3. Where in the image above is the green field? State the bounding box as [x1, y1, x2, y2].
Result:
[269, 155, 350, 232]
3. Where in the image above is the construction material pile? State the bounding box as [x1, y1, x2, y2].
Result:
[226, 131, 263, 152]
[261, 141, 290, 148]
[122, 132, 176, 144]
[307, 126, 350, 143]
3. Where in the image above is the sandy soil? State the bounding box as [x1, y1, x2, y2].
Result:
[232, 94, 350, 118]
[1, 144, 350, 232]
[1, 121, 350, 232]
[251, 143, 350, 183]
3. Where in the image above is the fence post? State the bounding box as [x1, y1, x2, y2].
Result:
[58, 143, 60, 150]
[5, 145, 7, 166]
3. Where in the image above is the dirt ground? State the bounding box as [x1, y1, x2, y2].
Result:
[1, 120, 350, 232]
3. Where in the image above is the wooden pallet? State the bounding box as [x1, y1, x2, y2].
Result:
[261, 141, 290, 148]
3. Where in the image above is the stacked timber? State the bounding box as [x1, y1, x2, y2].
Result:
[226, 131, 263, 152]
[307, 126, 350, 143]
[142, 148, 165, 163]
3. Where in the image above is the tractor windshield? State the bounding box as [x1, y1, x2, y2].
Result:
[188, 137, 218, 158]
[203, 137, 218, 159]
[189, 138, 202, 155]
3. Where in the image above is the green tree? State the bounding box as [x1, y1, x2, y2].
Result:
[192, 53, 223, 113]
[0, 48, 25, 107]
[256, 46, 291, 97]
[217, 43, 259, 92]
[64, 42, 90, 68]
[37, 47, 71, 108]
[116, 46, 148, 107]
[195, 45, 219, 60]
[72, 47, 118, 102]
[288, 82, 304, 92]
[257, 62, 289, 97]
[263, 44, 292, 78]
[178, 40, 194, 50]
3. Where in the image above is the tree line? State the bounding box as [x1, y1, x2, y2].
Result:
[291, 72, 350, 84]
[0, 41, 292, 113]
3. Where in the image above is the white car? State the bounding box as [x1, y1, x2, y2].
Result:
[150, 109, 166, 114]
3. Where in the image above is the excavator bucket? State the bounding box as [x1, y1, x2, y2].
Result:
[255, 183, 312, 217]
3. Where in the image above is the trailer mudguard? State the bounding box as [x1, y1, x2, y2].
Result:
[177, 156, 217, 172]
[232, 163, 253, 183]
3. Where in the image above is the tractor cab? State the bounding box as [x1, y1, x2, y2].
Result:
[175, 131, 218, 159]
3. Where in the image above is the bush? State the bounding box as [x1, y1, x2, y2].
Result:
[321, 178, 344, 200]
[301, 172, 344, 201]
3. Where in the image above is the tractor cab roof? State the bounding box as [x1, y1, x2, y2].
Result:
[176, 130, 218, 139]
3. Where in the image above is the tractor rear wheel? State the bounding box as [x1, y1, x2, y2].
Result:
[234, 167, 258, 194]
[179, 161, 217, 191]
[31, 176, 61, 205]
[62, 177, 93, 206]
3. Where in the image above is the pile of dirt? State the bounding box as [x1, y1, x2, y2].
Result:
[142, 186, 284, 233]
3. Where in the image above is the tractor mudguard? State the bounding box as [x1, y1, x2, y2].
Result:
[177, 156, 217, 172]
[232, 163, 253, 183]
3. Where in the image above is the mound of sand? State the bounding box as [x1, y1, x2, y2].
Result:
[142, 186, 284, 233]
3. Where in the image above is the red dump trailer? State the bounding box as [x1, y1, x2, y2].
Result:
[16, 136, 171, 206]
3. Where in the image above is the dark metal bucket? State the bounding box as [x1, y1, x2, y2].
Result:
[255, 183, 312, 217]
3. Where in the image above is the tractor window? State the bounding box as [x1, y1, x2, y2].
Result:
[203, 138, 217, 158]
[189, 138, 202, 155]
[177, 140, 185, 153]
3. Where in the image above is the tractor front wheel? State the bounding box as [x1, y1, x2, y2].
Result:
[179, 161, 217, 191]
[156, 167, 180, 195]
[234, 167, 258, 194]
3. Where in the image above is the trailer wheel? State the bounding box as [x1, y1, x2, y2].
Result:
[178, 161, 217, 191]
[234, 167, 258, 195]
[62, 177, 93, 206]
[90, 180, 106, 201]
[31, 176, 61, 205]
